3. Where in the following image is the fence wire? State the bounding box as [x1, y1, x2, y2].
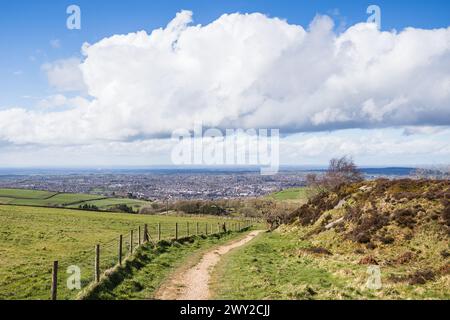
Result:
[2, 219, 251, 300]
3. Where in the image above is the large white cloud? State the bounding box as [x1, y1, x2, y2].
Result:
[1, 10, 450, 148]
[41, 57, 86, 92]
[1, 128, 450, 167]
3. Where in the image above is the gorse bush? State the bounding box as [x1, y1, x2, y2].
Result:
[287, 178, 450, 248]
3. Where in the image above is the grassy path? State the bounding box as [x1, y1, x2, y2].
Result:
[210, 231, 348, 300]
[155, 230, 264, 300]
[82, 231, 255, 300]
[211, 230, 450, 300]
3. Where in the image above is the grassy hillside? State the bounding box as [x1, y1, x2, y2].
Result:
[0, 188, 150, 211]
[0, 205, 242, 300]
[268, 187, 310, 202]
[213, 179, 450, 300]
[66, 198, 150, 211]
[0, 188, 57, 199]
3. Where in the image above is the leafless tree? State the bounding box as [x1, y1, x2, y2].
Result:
[327, 156, 363, 185]
[307, 156, 363, 191]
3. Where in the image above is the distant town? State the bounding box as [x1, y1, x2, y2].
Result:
[0, 167, 416, 201]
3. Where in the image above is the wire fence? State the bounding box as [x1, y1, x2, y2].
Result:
[0, 219, 254, 300]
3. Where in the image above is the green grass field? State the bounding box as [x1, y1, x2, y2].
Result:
[66, 198, 151, 211]
[0, 188, 150, 211]
[268, 187, 311, 202]
[0, 188, 57, 199]
[0, 204, 242, 300]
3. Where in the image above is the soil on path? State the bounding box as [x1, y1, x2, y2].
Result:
[155, 230, 264, 300]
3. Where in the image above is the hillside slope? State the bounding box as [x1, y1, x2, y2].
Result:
[213, 179, 449, 299]
[286, 179, 449, 294]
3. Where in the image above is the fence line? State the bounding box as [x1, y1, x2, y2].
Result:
[46, 219, 253, 300]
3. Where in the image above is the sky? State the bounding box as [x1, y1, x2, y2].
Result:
[0, 0, 449, 168]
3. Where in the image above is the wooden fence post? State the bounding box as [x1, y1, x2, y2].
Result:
[187, 222, 189, 237]
[118, 235, 123, 265]
[95, 244, 100, 283]
[138, 226, 141, 246]
[196, 222, 199, 236]
[143, 224, 149, 242]
[175, 222, 178, 240]
[158, 223, 161, 241]
[51, 261, 58, 300]
[206, 223, 208, 235]
[130, 230, 134, 254]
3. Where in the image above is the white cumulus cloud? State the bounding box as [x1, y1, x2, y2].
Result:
[0, 11, 449, 165]
[41, 57, 86, 92]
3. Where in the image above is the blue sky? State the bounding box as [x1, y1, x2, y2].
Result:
[1, 0, 450, 108]
[0, 1, 449, 168]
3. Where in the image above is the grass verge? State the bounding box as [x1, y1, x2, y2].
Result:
[211, 230, 347, 300]
[79, 229, 252, 300]
[211, 230, 450, 300]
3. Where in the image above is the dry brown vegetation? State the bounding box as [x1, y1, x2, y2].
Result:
[283, 178, 450, 294]
[291, 179, 450, 245]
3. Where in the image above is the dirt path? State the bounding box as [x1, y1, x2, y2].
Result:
[155, 230, 264, 300]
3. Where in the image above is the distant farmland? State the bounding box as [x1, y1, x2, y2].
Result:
[0, 205, 242, 300]
[0, 188, 151, 211]
[268, 187, 311, 203]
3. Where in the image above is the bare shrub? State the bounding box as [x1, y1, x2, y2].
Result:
[265, 203, 292, 231]
[323, 156, 363, 190]
[302, 246, 332, 255]
[408, 270, 435, 285]
[359, 255, 378, 265]
[306, 156, 363, 192]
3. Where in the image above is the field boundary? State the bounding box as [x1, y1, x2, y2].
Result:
[0, 188, 152, 212]
[0, 190, 59, 200]
[44, 220, 253, 300]
[61, 196, 110, 206]
[76, 226, 253, 300]
[0, 202, 138, 214]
